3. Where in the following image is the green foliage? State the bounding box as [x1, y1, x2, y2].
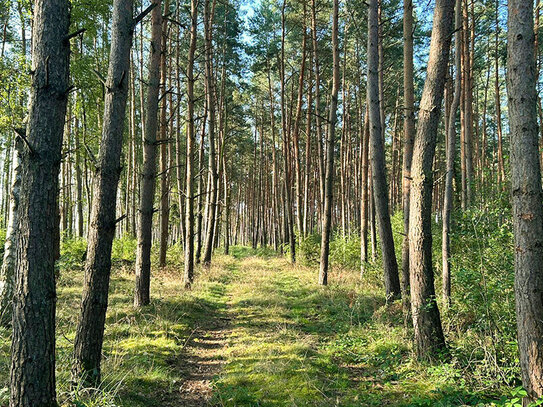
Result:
[59, 237, 88, 270]
[112, 235, 138, 264]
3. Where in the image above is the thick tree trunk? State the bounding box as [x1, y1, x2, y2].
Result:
[10, 0, 70, 404]
[442, 0, 462, 309]
[408, 0, 454, 360]
[135, 0, 162, 308]
[318, 0, 339, 286]
[367, 0, 401, 300]
[73, 0, 143, 385]
[506, 1, 543, 403]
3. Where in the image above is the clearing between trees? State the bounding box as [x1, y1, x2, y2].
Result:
[0, 246, 513, 406]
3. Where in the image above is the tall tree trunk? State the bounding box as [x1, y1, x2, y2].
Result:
[318, 0, 339, 286]
[368, 0, 401, 300]
[135, 0, 162, 308]
[202, 0, 218, 266]
[293, 16, 307, 236]
[159, 0, 171, 267]
[360, 109, 370, 275]
[184, 0, 198, 287]
[281, 0, 296, 263]
[10, 0, 70, 404]
[73, 0, 149, 384]
[401, 0, 415, 308]
[311, 0, 324, 220]
[506, 1, 543, 403]
[442, 0, 462, 309]
[408, 0, 454, 360]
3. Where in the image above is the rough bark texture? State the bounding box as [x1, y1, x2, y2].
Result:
[184, 0, 198, 287]
[10, 0, 70, 404]
[506, 0, 543, 403]
[318, 0, 339, 286]
[442, 0, 462, 308]
[73, 0, 135, 385]
[367, 0, 401, 300]
[0, 137, 21, 326]
[135, 0, 162, 308]
[408, 0, 454, 360]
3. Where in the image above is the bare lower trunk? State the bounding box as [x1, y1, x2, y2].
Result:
[73, 0, 142, 385]
[368, 0, 401, 300]
[10, 0, 70, 404]
[506, 1, 543, 403]
[442, 0, 462, 309]
[408, 0, 453, 360]
[184, 0, 198, 287]
[318, 0, 339, 286]
[135, 0, 162, 308]
[401, 0, 415, 310]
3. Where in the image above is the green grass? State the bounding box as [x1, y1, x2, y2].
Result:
[0, 243, 517, 406]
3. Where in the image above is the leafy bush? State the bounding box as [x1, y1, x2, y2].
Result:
[58, 237, 87, 270]
[112, 234, 137, 264]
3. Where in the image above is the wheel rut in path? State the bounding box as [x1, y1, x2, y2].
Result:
[171, 265, 237, 406]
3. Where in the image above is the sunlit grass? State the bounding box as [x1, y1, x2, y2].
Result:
[0, 243, 513, 406]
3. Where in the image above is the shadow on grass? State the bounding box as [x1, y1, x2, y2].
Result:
[213, 259, 493, 407]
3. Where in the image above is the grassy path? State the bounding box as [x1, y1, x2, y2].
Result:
[0, 248, 501, 406]
[209, 250, 492, 407]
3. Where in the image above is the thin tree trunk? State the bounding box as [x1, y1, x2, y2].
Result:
[73, 0, 150, 384]
[368, 0, 401, 300]
[442, 0, 462, 309]
[401, 0, 415, 308]
[135, 0, 162, 308]
[408, 0, 454, 360]
[281, 0, 296, 263]
[318, 0, 339, 286]
[184, 0, 198, 287]
[360, 109, 370, 275]
[0, 137, 22, 326]
[202, 0, 218, 266]
[159, 0, 171, 267]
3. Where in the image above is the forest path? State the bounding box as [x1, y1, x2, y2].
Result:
[203, 249, 490, 406]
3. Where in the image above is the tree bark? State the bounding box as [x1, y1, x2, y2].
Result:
[318, 0, 339, 286]
[506, 0, 543, 403]
[73, 0, 142, 385]
[408, 0, 454, 360]
[368, 0, 401, 300]
[159, 0, 171, 267]
[184, 0, 198, 287]
[401, 0, 415, 307]
[135, 0, 162, 308]
[442, 0, 462, 309]
[10, 0, 70, 404]
[202, 0, 218, 266]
